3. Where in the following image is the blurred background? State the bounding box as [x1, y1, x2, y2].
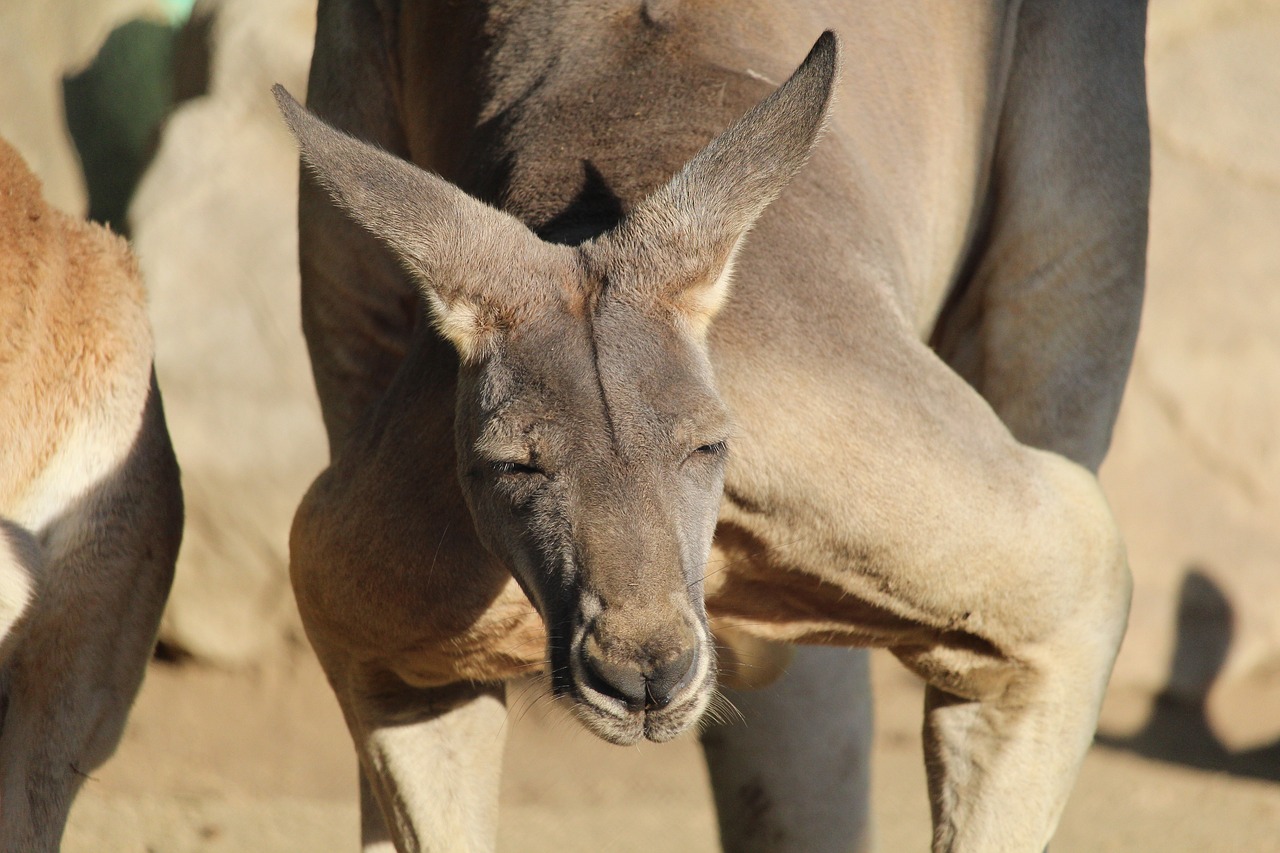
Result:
[1, 0, 1276, 849]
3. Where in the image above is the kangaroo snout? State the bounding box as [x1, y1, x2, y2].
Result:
[566, 600, 713, 743]
[581, 629, 699, 711]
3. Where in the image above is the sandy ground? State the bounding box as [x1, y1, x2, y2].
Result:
[64, 648, 1280, 852]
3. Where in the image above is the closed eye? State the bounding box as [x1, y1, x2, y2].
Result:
[692, 440, 728, 458]
[492, 459, 544, 477]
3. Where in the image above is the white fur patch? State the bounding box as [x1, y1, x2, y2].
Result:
[677, 235, 745, 338]
[0, 525, 36, 644]
[425, 292, 490, 361]
[11, 402, 142, 541]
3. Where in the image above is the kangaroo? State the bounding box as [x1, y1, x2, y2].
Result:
[284, 1, 1148, 851]
[0, 137, 183, 851]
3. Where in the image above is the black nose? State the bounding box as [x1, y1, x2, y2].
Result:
[582, 639, 697, 712]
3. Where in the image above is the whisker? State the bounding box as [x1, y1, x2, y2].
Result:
[420, 520, 453, 589]
[699, 691, 746, 730]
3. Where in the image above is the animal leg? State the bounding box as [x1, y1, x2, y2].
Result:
[0, 399, 181, 850]
[325, 659, 508, 853]
[0, 520, 39, 661]
[359, 764, 396, 853]
[711, 454, 1129, 852]
[931, 0, 1149, 472]
[882, 453, 1131, 853]
[710, 299, 1133, 851]
[903, 8, 1147, 842]
[300, 0, 418, 454]
[702, 646, 873, 853]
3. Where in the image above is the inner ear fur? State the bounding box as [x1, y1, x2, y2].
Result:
[588, 31, 840, 337]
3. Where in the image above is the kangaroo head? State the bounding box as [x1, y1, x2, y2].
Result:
[275, 32, 838, 745]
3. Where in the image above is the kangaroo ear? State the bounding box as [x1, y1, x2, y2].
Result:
[273, 85, 560, 360]
[590, 32, 840, 337]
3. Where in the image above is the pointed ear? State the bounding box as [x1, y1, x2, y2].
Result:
[590, 31, 840, 337]
[272, 85, 558, 360]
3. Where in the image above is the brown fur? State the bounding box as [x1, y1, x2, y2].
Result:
[0, 138, 182, 851]
[0, 143, 146, 499]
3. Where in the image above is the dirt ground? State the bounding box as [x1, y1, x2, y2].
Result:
[64, 647, 1280, 852]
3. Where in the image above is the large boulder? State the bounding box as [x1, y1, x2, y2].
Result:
[1099, 0, 1280, 749]
[130, 0, 324, 665]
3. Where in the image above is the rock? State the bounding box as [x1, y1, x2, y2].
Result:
[1098, 0, 1280, 749]
[130, 0, 324, 665]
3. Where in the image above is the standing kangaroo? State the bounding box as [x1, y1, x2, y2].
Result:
[283, 1, 1148, 851]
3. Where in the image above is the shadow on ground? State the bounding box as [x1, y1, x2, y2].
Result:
[1098, 569, 1280, 782]
[62, 11, 212, 235]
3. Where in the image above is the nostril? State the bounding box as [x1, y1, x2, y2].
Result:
[583, 645, 647, 711]
[581, 640, 700, 712]
[643, 645, 697, 710]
